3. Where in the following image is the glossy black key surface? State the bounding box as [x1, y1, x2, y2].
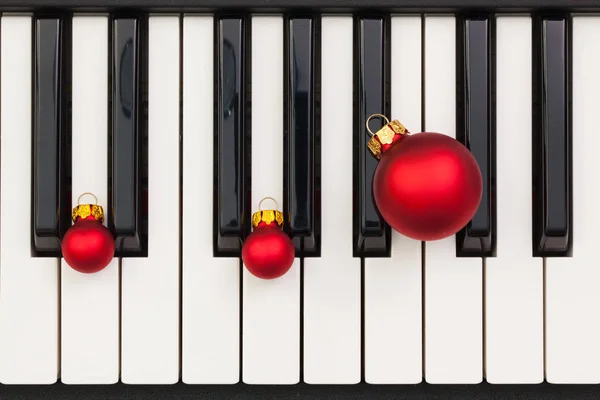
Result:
[110, 17, 147, 256]
[215, 17, 250, 256]
[532, 15, 571, 255]
[284, 17, 319, 256]
[455, 16, 495, 256]
[354, 16, 390, 257]
[32, 17, 71, 255]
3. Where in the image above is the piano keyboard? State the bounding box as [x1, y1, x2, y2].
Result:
[0, 0, 597, 391]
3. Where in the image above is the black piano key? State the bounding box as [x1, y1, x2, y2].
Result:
[32, 16, 71, 255]
[110, 16, 147, 256]
[354, 16, 390, 257]
[455, 16, 495, 256]
[284, 17, 320, 256]
[532, 15, 571, 255]
[214, 17, 250, 256]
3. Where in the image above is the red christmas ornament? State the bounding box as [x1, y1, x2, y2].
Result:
[367, 114, 483, 241]
[61, 192, 115, 274]
[242, 197, 295, 280]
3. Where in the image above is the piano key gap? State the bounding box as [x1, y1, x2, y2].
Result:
[178, 13, 184, 382]
[419, 13, 426, 380]
[482, 256, 487, 381]
[542, 256, 547, 381]
[360, 255, 366, 383]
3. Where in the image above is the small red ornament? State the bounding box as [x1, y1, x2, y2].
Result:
[61, 192, 115, 274]
[242, 197, 295, 280]
[367, 114, 483, 241]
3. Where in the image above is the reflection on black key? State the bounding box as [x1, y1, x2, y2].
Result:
[32, 16, 71, 255]
[532, 15, 571, 255]
[284, 17, 320, 256]
[354, 16, 390, 257]
[110, 17, 147, 256]
[214, 17, 250, 256]
[456, 16, 495, 256]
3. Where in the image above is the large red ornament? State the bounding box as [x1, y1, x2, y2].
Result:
[242, 197, 295, 280]
[367, 114, 483, 241]
[61, 193, 115, 274]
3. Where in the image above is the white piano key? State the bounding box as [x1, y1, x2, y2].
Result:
[364, 14, 422, 385]
[423, 15, 483, 384]
[242, 15, 300, 384]
[0, 15, 60, 385]
[60, 15, 119, 384]
[121, 15, 180, 384]
[303, 15, 361, 384]
[545, 16, 600, 384]
[182, 14, 240, 384]
[485, 16, 543, 384]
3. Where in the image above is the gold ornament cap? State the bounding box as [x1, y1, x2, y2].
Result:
[366, 113, 408, 159]
[252, 196, 284, 230]
[72, 192, 104, 223]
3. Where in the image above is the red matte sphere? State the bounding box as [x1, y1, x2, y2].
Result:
[242, 223, 295, 280]
[373, 132, 482, 241]
[62, 217, 115, 274]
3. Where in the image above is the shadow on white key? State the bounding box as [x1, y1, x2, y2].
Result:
[182, 14, 240, 385]
[121, 15, 180, 384]
[0, 15, 60, 385]
[545, 16, 600, 384]
[242, 15, 300, 385]
[303, 15, 361, 385]
[60, 15, 120, 385]
[364, 14, 422, 385]
[423, 15, 482, 384]
[485, 16, 543, 384]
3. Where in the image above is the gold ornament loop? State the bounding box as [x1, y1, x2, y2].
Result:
[252, 196, 284, 229]
[72, 192, 104, 223]
[77, 192, 98, 206]
[366, 113, 391, 137]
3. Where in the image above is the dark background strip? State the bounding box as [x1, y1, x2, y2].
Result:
[1, 381, 599, 399]
[0, 0, 596, 10]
